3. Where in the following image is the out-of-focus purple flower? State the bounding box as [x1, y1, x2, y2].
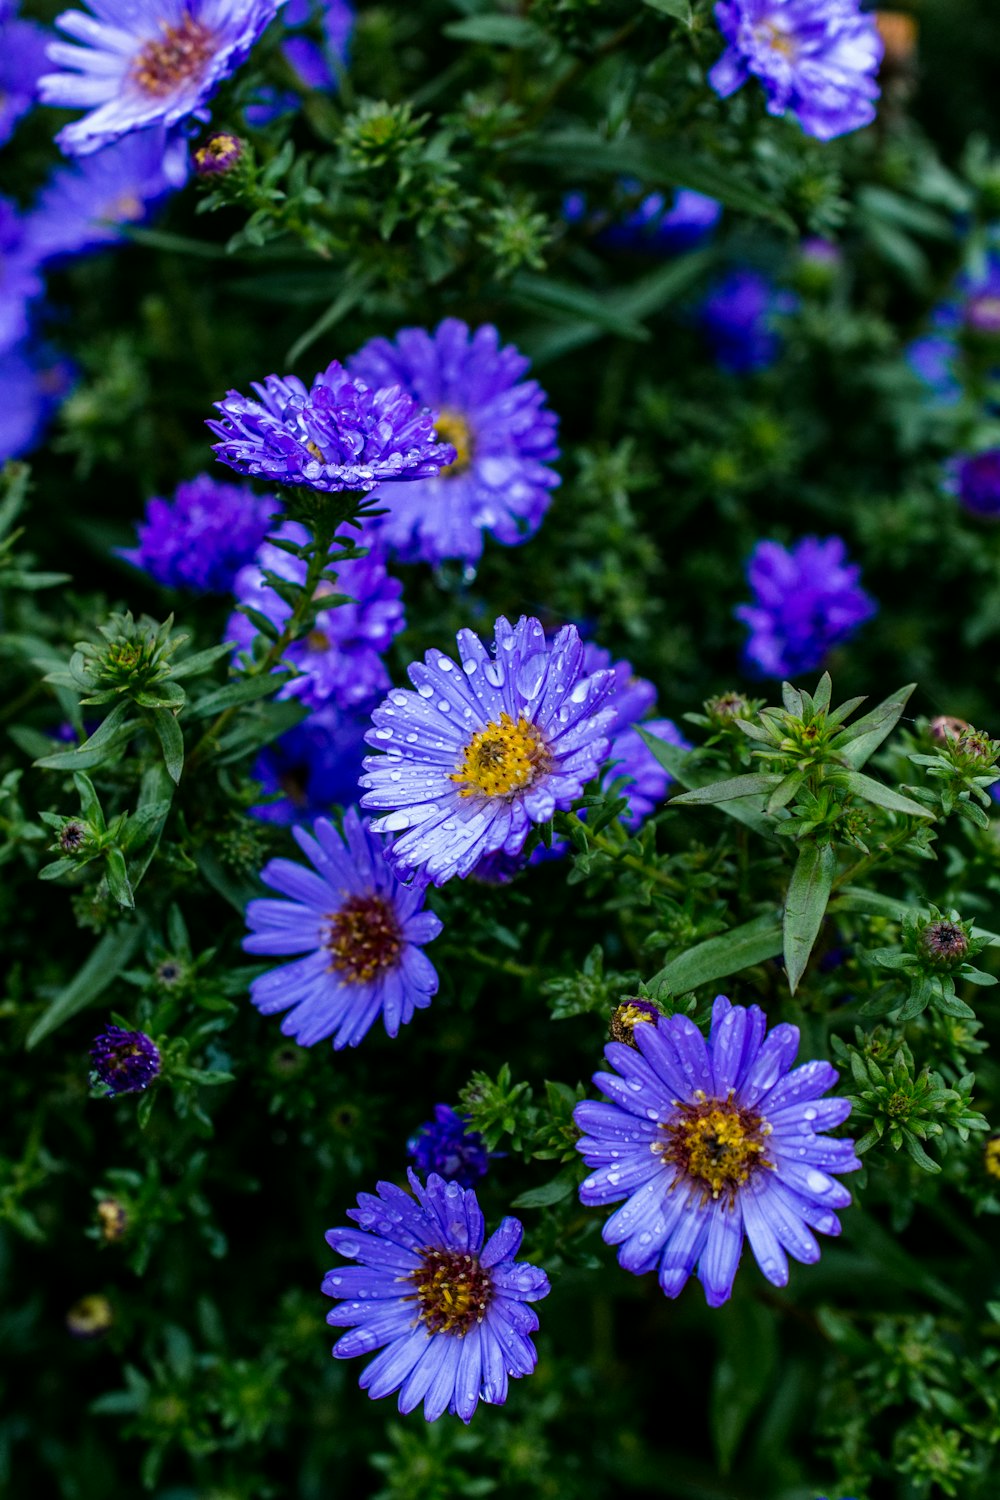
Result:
[120, 472, 276, 592]
[700, 269, 796, 374]
[736, 536, 876, 678]
[0, 198, 44, 355]
[407, 1104, 490, 1188]
[39, 0, 286, 156]
[228, 520, 405, 712]
[948, 450, 1000, 520]
[250, 706, 368, 824]
[565, 185, 721, 255]
[709, 0, 883, 141]
[0, 343, 75, 461]
[348, 319, 560, 565]
[246, 0, 352, 121]
[907, 252, 1000, 404]
[606, 719, 692, 830]
[90, 1025, 161, 1096]
[26, 130, 189, 265]
[0, 15, 51, 144]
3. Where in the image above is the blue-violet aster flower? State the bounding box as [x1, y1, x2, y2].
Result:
[348, 319, 560, 565]
[565, 184, 721, 256]
[407, 1105, 490, 1188]
[574, 994, 860, 1307]
[39, 0, 286, 157]
[208, 358, 454, 493]
[0, 197, 44, 355]
[949, 450, 1000, 520]
[243, 809, 442, 1049]
[323, 1169, 549, 1420]
[90, 1025, 161, 1095]
[120, 472, 276, 592]
[250, 705, 368, 824]
[709, 0, 883, 142]
[227, 520, 404, 711]
[26, 128, 189, 264]
[360, 615, 616, 885]
[0, 14, 51, 145]
[0, 343, 75, 460]
[700, 268, 795, 375]
[907, 251, 1000, 406]
[737, 535, 876, 678]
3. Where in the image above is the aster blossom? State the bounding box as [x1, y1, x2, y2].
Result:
[737, 536, 876, 678]
[323, 1169, 549, 1420]
[250, 705, 368, 824]
[90, 1025, 161, 1095]
[0, 343, 75, 461]
[575, 995, 861, 1307]
[360, 615, 616, 885]
[0, 198, 44, 355]
[209, 358, 454, 494]
[948, 450, 1000, 520]
[709, 0, 883, 142]
[243, 808, 442, 1049]
[227, 520, 404, 712]
[120, 472, 275, 591]
[347, 319, 560, 564]
[39, 0, 286, 157]
[700, 268, 796, 375]
[407, 1105, 490, 1188]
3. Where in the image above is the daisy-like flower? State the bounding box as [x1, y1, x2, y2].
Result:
[709, 0, 883, 142]
[250, 705, 368, 825]
[347, 319, 560, 565]
[360, 615, 616, 886]
[209, 358, 454, 494]
[243, 808, 442, 1050]
[227, 519, 404, 712]
[120, 471, 275, 592]
[575, 995, 861, 1307]
[949, 450, 1000, 520]
[737, 535, 876, 678]
[0, 342, 75, 461]
[407, 1105, 490, 1188]
[700, 268, 796, 375]
[323, 1170, 549, 1421]
[38, 0, 285, 157]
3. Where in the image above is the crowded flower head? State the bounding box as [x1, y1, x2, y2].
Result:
[360, 615, 617, 886]
[737, 535, 876, 678]
[208, 358, 455, 494]
[575, 995, 861, 1307]
[324, 1170, 549, 1421]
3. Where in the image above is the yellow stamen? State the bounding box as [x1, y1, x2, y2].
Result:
[451, 712, 551, 799]
[434, 409, 474, 478]
[655, 1094, 772, 1202]
[131, 16, 215, 98]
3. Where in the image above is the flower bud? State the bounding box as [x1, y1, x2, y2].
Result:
[610, 998, 661, 1048]
[96, 1197, 129, 1242]
[194, 132, 246, 178]
[917, 919, 970, 972]
[90, 1025, 161, 1096]
[928, 714, 970, 745]
[66, 1293, 113, 1339]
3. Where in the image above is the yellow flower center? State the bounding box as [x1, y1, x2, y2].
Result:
[759, 20, 796, 58]
[451, 712, 551, 799]
[324, 894, 402, 984]
[434, 409, 474, 478]
[655, 1093, 772, 1202]
[407, 1247, 493, 1336]
[131, 16, 216, 98]
[985, 1138, 1000, 1181]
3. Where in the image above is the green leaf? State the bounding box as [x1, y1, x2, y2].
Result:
[641, 0, 692, 18]
[286, 267, 378, 365]
[34, 700, 135, 771]
[511, 1171, 577, 1209]
[169, 643, 233, 680]
[189, 674, 286, 718]
[710, 1297, 777, 1473]
[510, 272, 650, 342]
[834, 683, 915, 768]
[783, 842, 837, 994]
[638, 727, 777, 838]
[830, 886, 913, 921]
[443, 14, 542, 46]
[104, 847, 134, 909]
[840, 770, 932, 819]
[151, 707, 184, 784]
[26, 924, 142, 1049]
[670, 773, 784, 806]
[649, 913, 783, 993]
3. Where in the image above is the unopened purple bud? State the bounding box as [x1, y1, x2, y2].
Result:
[194, 133, 245, 178]
[965, 293, 1000, 338]
[90, 1025, 161, 1096]
[917, 919, 970, 971]
[928, 714, 970, 744]
[406, 1104, 489, 1188]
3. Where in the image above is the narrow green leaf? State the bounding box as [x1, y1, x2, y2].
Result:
[26, 924, 142, 1049]
[104, 848, 135, 909]
[649, 913, 783, 993]
[510, 272, 650, 342]
[642, 0, 691, 16]
[781, 682, 803, 715]
[511, 1172, 577, 1209]
[34, 700, 134, 770]
[286, 267, 378, 366]
[834, 683, 915, 768]
[638, 726, 777, 838]
[169, 643, 233, 680]
[830, 886, 913, 920]
[840, 770, 932, 819]
[811, 673, 832, 714]
[766, 770, 805, 813]
[189, 674, 285, 718]
[670, 773, 784, 806]
[151, 707, 184, 784]
[443, 13, 542, 45]
[783, 843, 837, 994]
[710, 1297, 777, 1473]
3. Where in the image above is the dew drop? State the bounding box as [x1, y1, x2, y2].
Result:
[463, 659, 478, 675]
[438, 657, 454, 672]
[803, 1106, 817, 1121]
[389, 771, 402, 782]
[805, 1169, 829, 1194]
[373, 728, 393, 740]
[569, 681, 588, 704]
[417, 683, 434, 698]
[484, 662, 505, 687]
[406, 733, 418, 743]
[390, 692, 407, 706]
[336, 1239, 360, 1257]
[437, 699, 451, 713]
[501, 636, 515, 651]
[381, 811, 411, 832]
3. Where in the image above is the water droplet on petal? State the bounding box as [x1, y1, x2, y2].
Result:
[438, 657, 454, 672]
[484, 662, 505, 687]
[381, 811, 411, 832]
[373, 728, 393, 740]
[463, 659, 478, 675]
[417, 683, 434, 698]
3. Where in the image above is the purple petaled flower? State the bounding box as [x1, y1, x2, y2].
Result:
[39, 0, 285, 157]
[575, 995, 860, 1307]
[227, 520, 404, 712]
[946, 450, 1000, 520]
[360, 615, 616, 885]
[407, 1104, 490, 1188]
[700, 268, 796, 375]
[0, 197, 44, 355]
[209, 359, 454, 493]
[120, 472, 276, 592]
[243, 809, 442, 1049]
[907, 252, 1000, 405]
[250, 705, 368, 824]
[323, 1169, 549, 1420]
[737, 535, 876, 678]
[27, 129, 189, 263]
[566, 185, 721, 255]
[246, 0, 352, 120]
[90, 1025, 161, 1096]
[0, 342, 75, 460]
[709, 0, 883, 142]
[347, 319, 560, 565]
[0, 15, 51, 145]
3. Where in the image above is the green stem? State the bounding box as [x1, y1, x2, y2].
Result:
[582, 823, 684, 893]
[441, 945, 537, 982]
[833, 820, 931, 892]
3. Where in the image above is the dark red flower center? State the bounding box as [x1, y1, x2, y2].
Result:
[131, 16, 216, 98]
[407, 1246, 493, 1336]
[324, 894, 402, 984]
[655, 1093, 772, 1203]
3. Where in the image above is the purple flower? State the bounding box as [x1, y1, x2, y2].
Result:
[407, 1105, 490, 1188]
[26, 129, 189, 264]
[949, 450, 1000, 520]
[0, 15, 51, 145]
[360, 616, 616, 886]
[243, 809, 442, 1049]
[700, 268, 795, 374]
[245, 0, 351, 121]
[227, 520, 404, 712]
[581, 643, 657, 733]
[0, 198, 44, 355]
[250, 706, 368, 824]
[907, 251, 1000, 404]
[736, 535, 876, 678]
[0, 343, 74, 460]
[575, 995, 860, 1307]
[39, 0, 286, 157]
[566, 185, 721, 255]
[120, 472, 275, 592]
[90, 1025, 161, 1095]
[347, 319, 560, 565]
[607, 719, 691, 830]
[709, 0, 883, 142]
[323, 1170, 549, 1420]
[209, 359, 454, 494]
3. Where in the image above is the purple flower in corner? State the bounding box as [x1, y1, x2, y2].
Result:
[120, 472, 275, 592]
[250, 706, 368, 825]
[709, 0, 883, 142]
[407, 1104, 490, 1188]
[575, 995, 860, 1307]
[324, 1170, 549, 1420]
[737, 535, 876, 678]
[243, 809, 442, 1049]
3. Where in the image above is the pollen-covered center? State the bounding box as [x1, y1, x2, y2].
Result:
[451, 712, 551, 799]
[407, 1246, 493, 1336]
[758, 20, 796, 58]
[656, 1093, 772, 1201]
[324, 894, 402, 983]
[131, 16, 217, 97]
[434, 409, 474, 478]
